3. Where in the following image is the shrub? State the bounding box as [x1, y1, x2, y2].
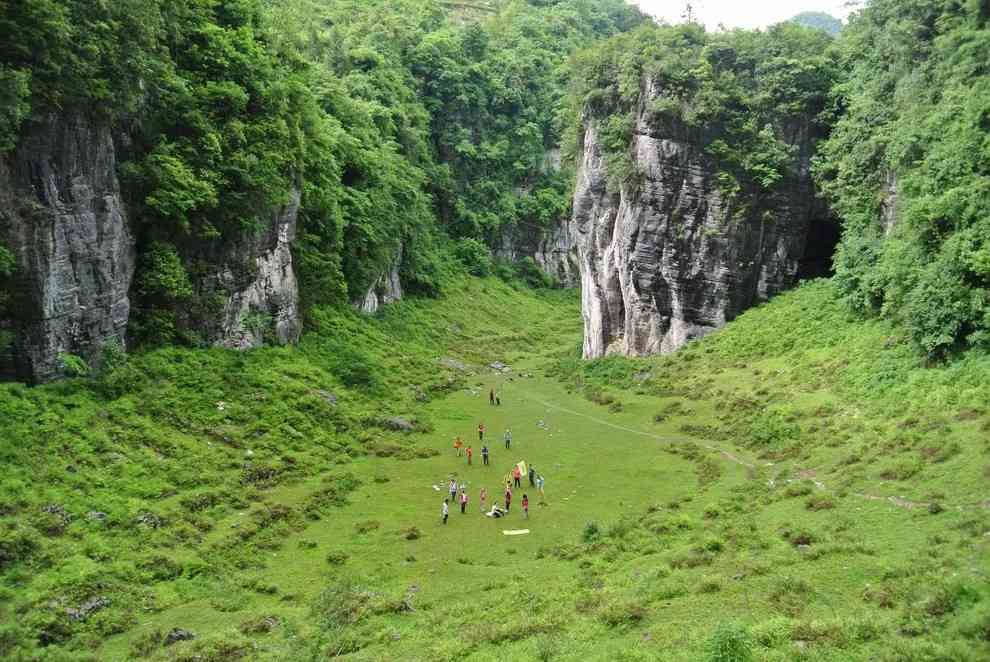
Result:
[326, 551, 349, 566]
[598, 600, 646, 627]
[453, 238, 493, 277]
[0, 524, 38, 569]
[751, 617, 791, 648]
[878, 459, 923, 481]
[582, 521, 601, 543]
[59, 353, 90, 378]
[805, 495, 835, 511]
[749, 411, 799, 447]
[704, 622, 753, 662]
[354, 520, 380, 534]
[958, 602, 990, 642]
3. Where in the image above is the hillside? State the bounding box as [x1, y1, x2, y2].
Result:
[1, 279, 987, 661]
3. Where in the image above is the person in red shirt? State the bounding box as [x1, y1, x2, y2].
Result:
[522, 494, 529, 518]
[478, 422, 485, 442]
[504, 485, 512, 511]
[459, 489, 469, 514]
[512, 465, 521, 488]
[466, 446, 473, 465]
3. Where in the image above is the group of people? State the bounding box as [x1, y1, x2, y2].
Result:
[441, 478, 536, 523]
[451, 422, 514, 465]
[440, 392, 548, 525]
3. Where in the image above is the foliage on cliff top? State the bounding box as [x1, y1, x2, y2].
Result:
[564, 21, 837, 201]
[814, 0, 990, 359]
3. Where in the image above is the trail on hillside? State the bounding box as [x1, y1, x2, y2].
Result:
[526, 390, 988, 512]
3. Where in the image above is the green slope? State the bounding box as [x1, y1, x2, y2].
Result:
[1, 279, 988, 661]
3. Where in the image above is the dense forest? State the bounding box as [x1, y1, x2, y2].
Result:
[0, 0, 643, 351]
[816, 0, 990, 358]
[2, 0, 988, 363]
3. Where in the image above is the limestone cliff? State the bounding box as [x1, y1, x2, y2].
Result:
[356, 246, 403, 315]
[180, 190, 303, 349]
[496, 221, 578, 287]
[572, 85, 827, 359]
[0, 114, 135, 383]
[0, 115, 304, 382]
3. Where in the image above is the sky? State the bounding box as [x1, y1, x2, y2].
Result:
[628, 0, 860, 30]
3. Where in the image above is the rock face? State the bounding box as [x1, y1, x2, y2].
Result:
[0, 114, 135, 383]
[192, 189, 303, 349]
[496, 221, 578, 287]
[573, 87, 825, 359]
[356, 247, 403, 315]
[495, 147, 579, 287]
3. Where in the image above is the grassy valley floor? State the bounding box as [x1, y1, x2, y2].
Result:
[1, 279, 988, 661]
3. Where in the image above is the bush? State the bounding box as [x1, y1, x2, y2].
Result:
[326, 551, 349, 566]
[582, 521, 601, 543]
[453, 238, 493, 277]
[598, 600, 646, 627]
[58, 353, 90, 378]
[749, 411, 799, 447]
[805, 495, 835, 511]
[704, 622, 753, 662]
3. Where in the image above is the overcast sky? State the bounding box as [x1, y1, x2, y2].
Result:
[628, 0, 860, 30]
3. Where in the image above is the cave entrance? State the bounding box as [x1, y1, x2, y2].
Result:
[797, 217, 841, 281]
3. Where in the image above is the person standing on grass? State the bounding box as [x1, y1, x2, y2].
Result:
[453, 436, 463, 456]
[504, 428, 512, 450]
[512, 464, 522, 488]
[489, 388, 495, 406]
[460, 489, 468, 514]
[528, 464, 536, 488]
[522, 494, 529, 518]
[466, 445, 473, 465]
[449, 478, 457, 503]
[479, 487, 487, 513]
[482, 445, 489, 466]
[442, 498, 449, 525]
[478, 422, 485, 442]
[496, 393, 501, 406]
[536, 474, 545, 499]
[504, 485, 512, 511]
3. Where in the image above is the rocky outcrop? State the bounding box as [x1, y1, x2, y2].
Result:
[356, 246, 403, 314]
[495, 147, 579, 287]
[496, 221, 578, 287]
[192, 190, 302, 349]
[573, 84, 825, 359]
[880, 171, 899, 236]
[0, 114, 135, 383]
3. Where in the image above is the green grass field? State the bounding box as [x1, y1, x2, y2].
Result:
[1, 278, 988, 661]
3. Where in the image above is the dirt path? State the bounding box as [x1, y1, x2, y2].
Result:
[531, 392, 988, 512]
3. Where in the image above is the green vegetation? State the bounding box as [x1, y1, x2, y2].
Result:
[566, 20, 836, 215]
[1, 278, 987, 660]
[814, 0, 990, 358]
[1, 1, 989, 660]
[0, 0, 643, 342]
